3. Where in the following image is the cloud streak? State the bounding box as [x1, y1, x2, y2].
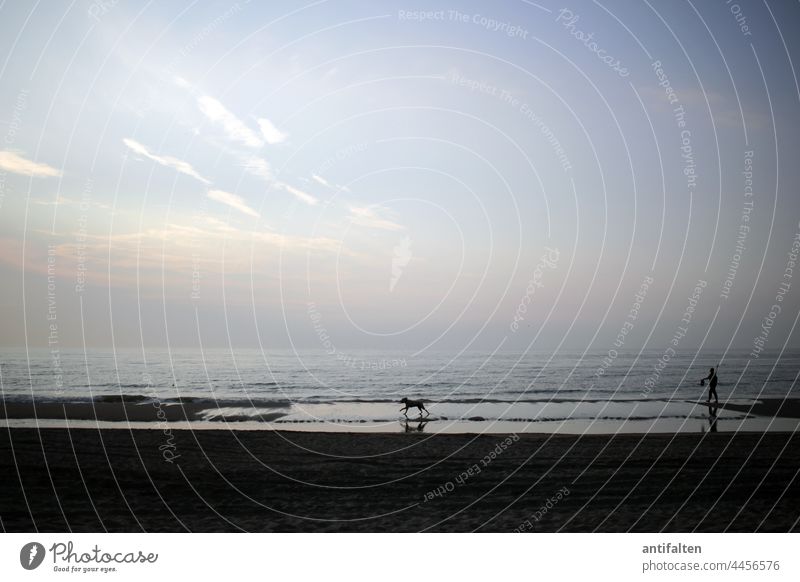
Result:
[0, 150, 61, 177]
[349, 206, 404, 231]
[240, 156, 272, 181]
[123, 138, 210, 184]
[312, 174, 349, 192]
[277, 182, 318, 206]
[257, 118, 288, 144]
[197, 95, 263, 148]
[207, 189, 260, 218]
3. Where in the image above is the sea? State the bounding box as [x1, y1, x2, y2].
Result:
[1, 348, 798, 433]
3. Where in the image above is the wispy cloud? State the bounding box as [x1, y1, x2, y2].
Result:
[207, 189, 260, 218]
[312, 174, 349, 192]
[277, 182, 318, 206]
[390, 235, 413, 292]
[349, 206, 404, 231]
[240, 156, 272, 181]
[173, 76, 192, 89]
[0, 150, 61, 177]
[257, 118, 288, 144]
[122, 138, 210, 184]
[2, 216, 344, 295]
[32, 196, 111, 210]
[635, 85, 764, 130]
[321, 67, 338, 82]
[197, 95, 263, 148]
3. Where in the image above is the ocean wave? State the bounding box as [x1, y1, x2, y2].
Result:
[93, 394, 151, 403]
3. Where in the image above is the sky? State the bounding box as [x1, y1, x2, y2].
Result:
[0, 0, 799, 355]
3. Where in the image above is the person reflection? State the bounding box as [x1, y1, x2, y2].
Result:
[707, 402, 719, 433]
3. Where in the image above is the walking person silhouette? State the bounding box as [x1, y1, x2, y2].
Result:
[700, 367, 719, 404]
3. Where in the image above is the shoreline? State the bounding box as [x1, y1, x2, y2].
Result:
[2, 397, 799, 434]
[1, 427, 798, 532]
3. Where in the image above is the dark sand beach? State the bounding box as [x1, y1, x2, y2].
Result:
[1, 428, 798, 532]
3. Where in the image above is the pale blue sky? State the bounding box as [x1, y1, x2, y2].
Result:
[0, 0, 798, 353]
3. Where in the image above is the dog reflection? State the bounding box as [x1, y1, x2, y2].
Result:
[401, 419, 429, 433]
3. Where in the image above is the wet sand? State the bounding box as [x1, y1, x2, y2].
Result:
[699, 398, 800, 419]
[0, 399, 288, 423]
[1, 428, 798, 532]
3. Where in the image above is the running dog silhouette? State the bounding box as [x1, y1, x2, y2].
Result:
[400, 397, 429, 418]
